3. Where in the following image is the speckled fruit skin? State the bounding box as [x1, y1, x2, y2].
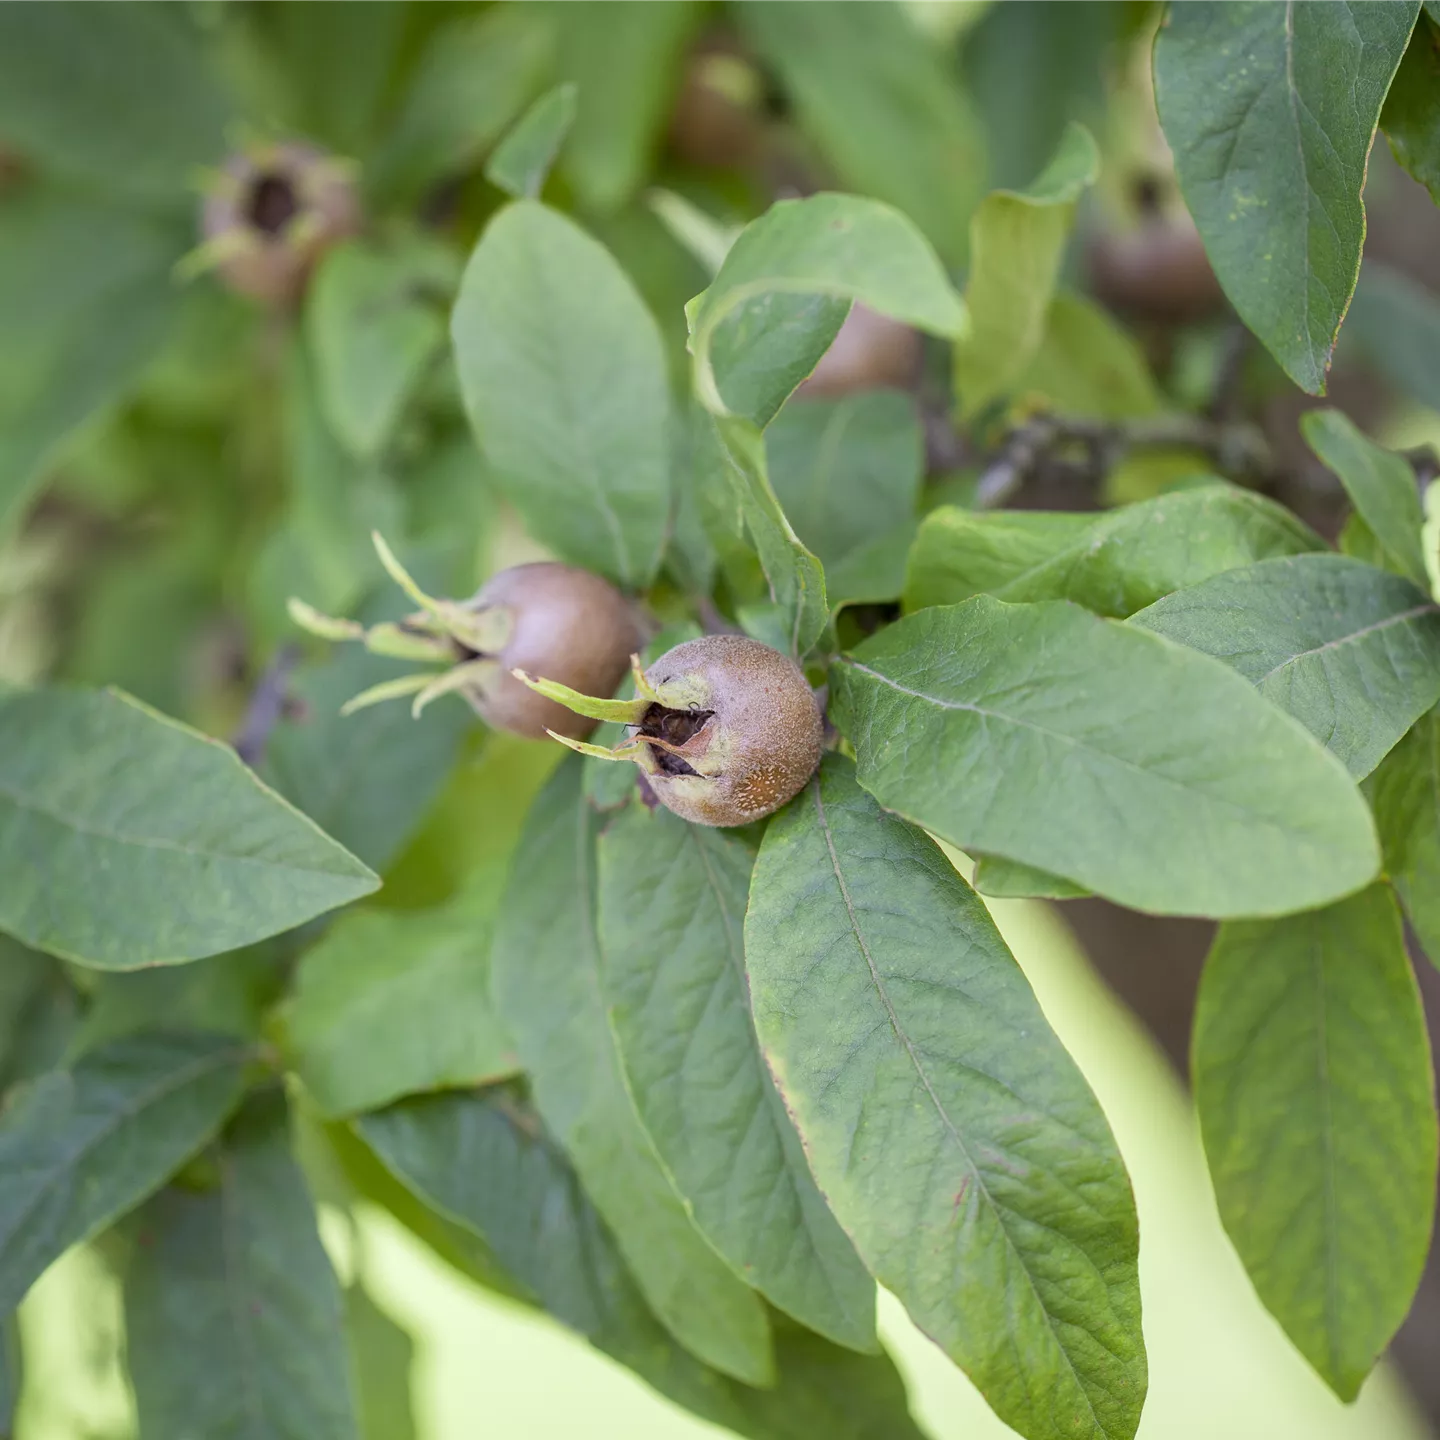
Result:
[641, 634, 822, 827]
[798, 303, 923, 398]
[467, 564, 641, 742]
[201, 142, 360, 307]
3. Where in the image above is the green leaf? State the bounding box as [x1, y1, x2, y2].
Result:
[0, 1032, 248, 1315]
[971, 855, 1090, 901]
[766, 391, 923, 572]
[737, 1, 984, 269]
[745, 756, 1145, 1440]
[1343, 264, 1440, 415]
[1012, 291, 1162, 420]
[0, 1314, 16, 1439]
[365, 5, 555, 205]
[700, 413, 829, 658]
[1382, 12, 1440, 204]
[905, 484, 1323, 618]
[484, 83, 577, 199]
[345, 1280, 416, 1440]
[1301, 409, 1428, 586]
[825, 521, 918, 611]
[953, 122, 1100, 418]
[0, 939, 59, 1088]
[1153, 0, 1418, 394]
[286, 884, 519, 1119]
[556, 2, 703, 210]
[829, 597, 1381, 918]
[1193, 884, 1437, 1400]
[690, 192, 968, 425]
[452, 201, 671, 588]
[1131, 554, 1440, 779]
[491, 759, 774, 1385]
[0, 3, 231, 204]
[358, 1089, 926, 1440]
[306, 239, 453, 460]
[1366, 706, 1440, 965]
[124, 1089, 359, 1440]
[0, 188, 184, 530]
[264, 577, 474, 876]
[596, 804, 876, 1353]
[961, 0, 1119, 193]
[0, 687, 377, 969]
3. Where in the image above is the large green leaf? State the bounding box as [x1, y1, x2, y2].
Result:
[365, 5, 554, 204]
[737, 1, 984, 268]
[0, 188, 184, 530]
[285, 881, 518, 1119]
[0, 1032, 248, 1315]
[1193, 884, 1437, 1399]
[556, 1, 702, 210]
[746, 757, 1145, 1440]
[124, 1089, 359, 1440]
[452, 201, 671, 588]
[596, 803, 876, 1353]
[490, 759, 773, 1385]
[1366, 706, 1440, 965]
[905, 485, 1323, 618]
[1153, 1, 1418, 393]
[1132, 554, 1440, 779]
[263, 575, 474, 876]
[0, 3, 232, 204]
[1301, 410, 1428, 587]
[829, 597, 1380, 917]
[1382, 11, 1440, 204]
[689, 192, 968, 426]
[306, 239, 454, 460]
[766, 390, 923, 573]
[698, 413, 829, 658]
[358, 1089, 926, 1440]
[953, 122, 1100, 417]
[0, 687, 377, 969]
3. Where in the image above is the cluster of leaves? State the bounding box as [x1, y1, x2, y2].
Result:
[3, 4, 1440, 1440]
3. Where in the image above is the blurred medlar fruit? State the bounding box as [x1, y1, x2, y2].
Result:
[797, 303, 923, 398]
[198, 141, 361, 307]
[1086, 181, 1225, 326]
[518, 633, 823, 827]
[289, 537, 643, 742]
[667, 34, 768, 170]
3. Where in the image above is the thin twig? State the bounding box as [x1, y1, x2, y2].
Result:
[233, 643, 299, 768]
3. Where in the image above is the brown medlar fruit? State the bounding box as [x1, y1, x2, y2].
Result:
[198, 141, 361, 307]
[290, 537, 643, 743]
[517, 633, 823, 827]
[1086, 184, 1225, 326]
[797, 303, 923, 398]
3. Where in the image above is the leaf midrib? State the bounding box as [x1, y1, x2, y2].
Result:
[808, 777, 1110, 1437]
[1254, 602, 1440, 685]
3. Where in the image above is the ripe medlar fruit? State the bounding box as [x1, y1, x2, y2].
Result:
[517, 633, 823, 827]
[290, 537, 643, 742]
[198, 141, 361, 307]
[797, 303, 923, 398]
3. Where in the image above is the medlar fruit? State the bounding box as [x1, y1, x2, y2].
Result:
[1086, 181, 1224, 326]
[517, 633, 823, 827]
[797, 303, 923, 398]
[289, 537, 642, 742]
[198, 141, 361, 307]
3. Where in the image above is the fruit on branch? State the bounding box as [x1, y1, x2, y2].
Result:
[1086, 178, 1225, 326]
[289, 536, 643, 742]
[517, 633, 823, 827]
[798, 303, 923, 398]
[197, 140, 361, 307]
[667, 32, 769, 170]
